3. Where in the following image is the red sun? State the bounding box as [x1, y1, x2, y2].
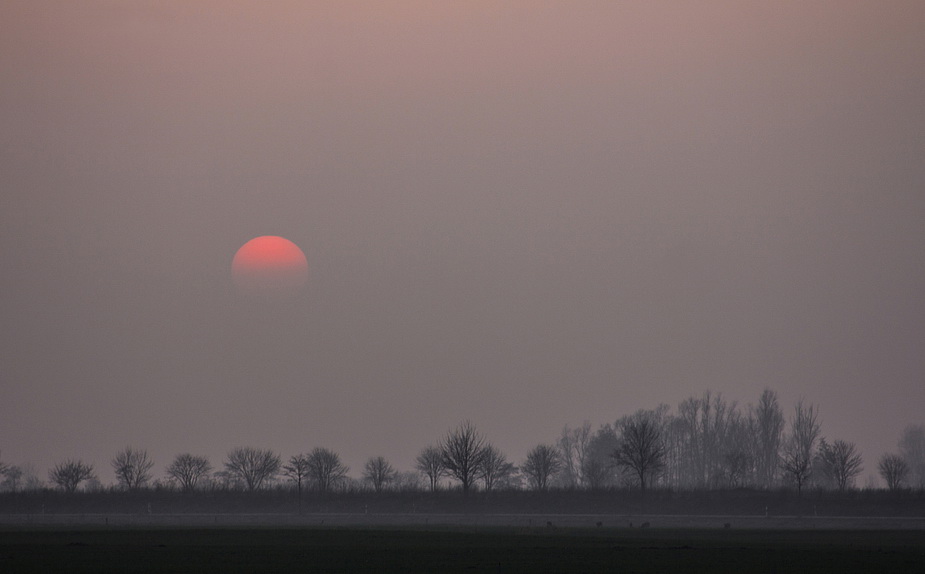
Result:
[232, 236, 308, 297]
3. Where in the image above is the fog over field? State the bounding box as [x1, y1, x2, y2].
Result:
[1, 1, 924, 485]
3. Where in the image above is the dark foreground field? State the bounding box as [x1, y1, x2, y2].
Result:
[1, 526, 923, 573]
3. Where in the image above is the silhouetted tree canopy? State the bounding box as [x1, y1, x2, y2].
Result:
[558, 423, 592, 488]
[9, 387, 923, 497]
[306, 447, 348, 494]
[282, 453, 310, 511]
[816, 439, 863, 491]
[878, 453, 909, 492]
[779, 400, 820, 496]
[752, 388, 785, 488]
[165, 453, 212, 492]
[223, 447, 281, 491]
[415, 445, 445, 492]
[441, 421, 487, 495]
[363, 456, 396, 493]
[49, 459, 96, 493]
[611, 411, 666, 493]
[899, 424, 925, 488]
[522, 444, 562, 491]
[2, 465, 23, 492]
[112, 447, 154, 491]
[477, 445, 514, 493]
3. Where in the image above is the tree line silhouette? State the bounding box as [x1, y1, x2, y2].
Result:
[2, 389, 924, 496]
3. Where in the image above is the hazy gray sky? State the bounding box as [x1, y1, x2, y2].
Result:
[2, 1, 924, 483]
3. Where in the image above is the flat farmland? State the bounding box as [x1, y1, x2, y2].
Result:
[2, 511, 924, 529]
[1, 522, 923, 573]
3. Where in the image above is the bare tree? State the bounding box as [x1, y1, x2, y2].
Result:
[165, 453, 212, 492]
[584, 424, 620, 489]
[111, 447, 154, 491]
[24, 466, 43, 491]
[878, 453, 909, 491]
[722, 450, 752, 488]
[306, 447, 349, 494]
[611, 410, 667, 494]
[415, 445, 445, 492]
[719, 409, 755, 488]
[441, 421, 487, 495]
[581, 458, 612, 490]
[816, 439, 863, 491]
[751, 388, 785, 488]
[49, 459, 96, 493]
[779, 400, 820, 496]
[393, 471, 423, 492]
[0, 452, 21, 492]
[558, 422, 592, 488]
[13, 464, 42, 492]
[522, 444, 562, 491]
[363, 456, 397, 493]
[675, 392, 738, 488]
[211, 469, 239, 490]
[899, 424, 925, 488]
[2, 465, 23, 492]
[282, 454, 310, 512]
[223, 447, 281, 491]
[676, 396, 703, 487]
[477, 444, 514, 493]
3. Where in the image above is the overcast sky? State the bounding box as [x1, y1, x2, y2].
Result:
[2, 1, 924, 484]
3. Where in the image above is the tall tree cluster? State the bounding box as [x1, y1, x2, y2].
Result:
[557, 423, 591, 488]
[898, 425, 925, 488]
[752, 389, 785, 488]
[557, 390, 880, 493]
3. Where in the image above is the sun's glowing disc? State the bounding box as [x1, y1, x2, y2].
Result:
[232, 236, 308, 297]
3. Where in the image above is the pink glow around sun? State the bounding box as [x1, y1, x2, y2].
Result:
[232, 236, 308, 297]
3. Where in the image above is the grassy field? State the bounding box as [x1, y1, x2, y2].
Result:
[1, 526, 923, 573]
[4, 487, 924, 518]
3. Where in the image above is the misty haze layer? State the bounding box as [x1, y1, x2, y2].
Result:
[1, 1, 924, 482]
